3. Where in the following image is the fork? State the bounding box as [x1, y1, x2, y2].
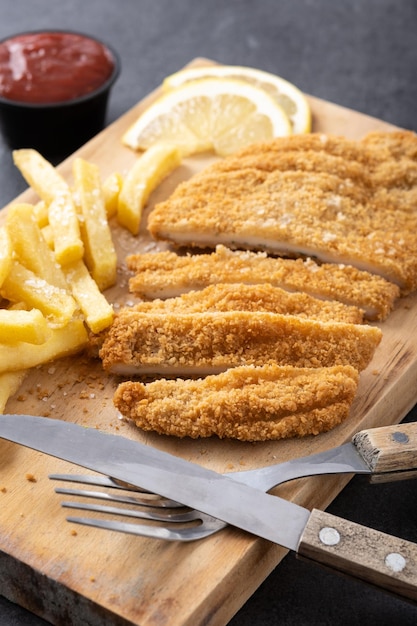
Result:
[50, 437, 417, 541]
[50, 473, 226, 541]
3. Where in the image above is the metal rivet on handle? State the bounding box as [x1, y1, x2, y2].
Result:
[319, 527, 340, 546]
[392, 431, 409, 444]
[385, 552, 407, 573]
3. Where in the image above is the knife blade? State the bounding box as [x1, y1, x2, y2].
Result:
[0, 414, 416, 601]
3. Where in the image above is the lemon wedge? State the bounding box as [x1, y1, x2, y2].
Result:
[164, 65, 311, 135]
[122, 77, 292, 157]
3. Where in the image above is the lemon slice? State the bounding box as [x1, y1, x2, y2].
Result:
[164, 65, 311, 135]
[122, 78, 292, 157]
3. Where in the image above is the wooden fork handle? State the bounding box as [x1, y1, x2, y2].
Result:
[298, 509, 417, 603]
[353, 422, 417, 473]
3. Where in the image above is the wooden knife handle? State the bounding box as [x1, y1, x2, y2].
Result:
[298, 509, 417, 602]
[353, 422, 417, 472]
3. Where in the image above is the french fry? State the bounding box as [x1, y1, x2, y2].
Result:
[117, 143, 181, 235]
[103, 171, 123, 219]
[72, 158, 117, 291]
[6, 203, 68, 290]
[41, 224, 55, 250]
[13, 149, 84, 265]
[13, 149, 66, 204]
[0, 308, 51, 344]
[48, 191, 84, 266]
[0, 370, 28, 413]
[32, 200, 49, 228]
[0, 318, 88, 374]
[63, 260, 114, 333]
[1, 260, 77, 326]
[0, 226, 12, 288]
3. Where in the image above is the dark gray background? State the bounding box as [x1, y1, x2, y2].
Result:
[0, 1, 416, 624]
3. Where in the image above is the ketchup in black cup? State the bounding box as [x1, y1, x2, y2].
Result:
[0, 30, 120, 158]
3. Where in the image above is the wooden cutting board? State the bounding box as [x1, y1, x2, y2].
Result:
[1, 58, 417, 626]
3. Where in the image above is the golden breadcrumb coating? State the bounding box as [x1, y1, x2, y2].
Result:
[205, 131, 417, 178]
[99, 310, 381, 375]
[361, 130, 417, 160]
[147, 131, 417, 294]
[130, 282, 364, 323]
[113, 364, 359, 441]
[127, 245, 399, 320]
[214, 132, 389, 163]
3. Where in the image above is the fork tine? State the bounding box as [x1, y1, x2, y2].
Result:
[66, 516, 218, 541]
[49, 473, 151, 492]
[61, 499, 200, 522]
[54, 485, 189, 510]
[49, 473, 184, 508]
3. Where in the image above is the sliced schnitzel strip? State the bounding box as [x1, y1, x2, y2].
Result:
[219, 131, 417, 196]
[113, 364, 360, 441]
[214, 131, 394, 163]
[99, 310, 382, 375]
[131, 282, 364, 323]
[206, 135, 417, 193]
[202, 143, 374, 180]
[127, 245, 399, 320]
[147, 132, 417, 294]
[208, 131, 417, 179]
[149, 169, 417, 289]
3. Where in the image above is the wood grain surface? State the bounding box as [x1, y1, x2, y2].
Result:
[0, 58, 416, 626]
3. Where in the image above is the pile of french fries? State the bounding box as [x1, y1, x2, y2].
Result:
[0, 149, 117, 411]
[0, 143, 182, 413]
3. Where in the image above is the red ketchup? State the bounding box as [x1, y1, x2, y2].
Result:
[0, 32, 114, 104]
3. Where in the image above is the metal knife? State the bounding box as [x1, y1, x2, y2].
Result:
[0, 414, 416, 602]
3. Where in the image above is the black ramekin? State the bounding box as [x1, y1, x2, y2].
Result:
[0, 30, 121, 159]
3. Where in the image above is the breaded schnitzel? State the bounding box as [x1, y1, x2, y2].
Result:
[147, 131, 417, 294]
[127, 245, 399, 321]
[129, 282, 364, 323]
[99, 310, 382, 376]
[113, 364, 359, 441]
